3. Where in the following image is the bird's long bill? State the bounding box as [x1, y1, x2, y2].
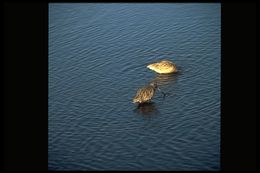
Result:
[157, 87, 166, 97]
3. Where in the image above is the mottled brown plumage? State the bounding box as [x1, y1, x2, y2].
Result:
[147, 60, 178, 74]
[133, 83, 158, 104]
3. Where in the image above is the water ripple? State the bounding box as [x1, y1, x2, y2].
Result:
[49, 3, 220, 171]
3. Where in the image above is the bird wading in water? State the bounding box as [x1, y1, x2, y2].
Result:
[132, 82, 165, 104]
[147, 60, 178, 74]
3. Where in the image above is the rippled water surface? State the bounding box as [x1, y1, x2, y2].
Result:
[49, 3, 220, 171]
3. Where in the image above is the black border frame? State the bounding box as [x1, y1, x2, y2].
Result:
[3, 1, 256, 171]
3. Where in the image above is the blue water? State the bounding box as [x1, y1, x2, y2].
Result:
[48, 3, 221, 171]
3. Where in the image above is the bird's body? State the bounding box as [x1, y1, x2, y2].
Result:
[133, 83, 157, 104]
[147, 60, 178, 74]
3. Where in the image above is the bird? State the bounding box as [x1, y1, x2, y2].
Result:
[147, 60, 178, 74]
[132, 82, 158, 104]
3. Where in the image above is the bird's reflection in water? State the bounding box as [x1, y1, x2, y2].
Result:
[150, 73, 179, 87]
[133, 102, 159, 118]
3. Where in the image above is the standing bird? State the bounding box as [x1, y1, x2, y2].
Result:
[133, 82, 165, 104]
[147, 60, 178, 74]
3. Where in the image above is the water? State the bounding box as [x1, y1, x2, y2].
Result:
[48, 3, 221, 171]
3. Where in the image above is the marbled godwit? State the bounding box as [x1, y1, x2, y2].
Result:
[132, 82, 158, 104]
[133, 82, 165, 104]
[147, 60, 178, 74]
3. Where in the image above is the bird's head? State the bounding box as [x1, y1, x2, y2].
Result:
[150, 82, 158, 89]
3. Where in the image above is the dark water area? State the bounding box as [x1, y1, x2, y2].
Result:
[49, 3, 220, 171]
